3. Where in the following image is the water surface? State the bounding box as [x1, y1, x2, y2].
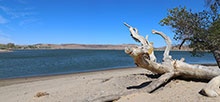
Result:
[0, 49, 216, 79]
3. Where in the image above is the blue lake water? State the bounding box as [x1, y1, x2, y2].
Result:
[0, 49, 216, 79]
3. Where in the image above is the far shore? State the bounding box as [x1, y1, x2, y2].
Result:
[0, 48, 204, 53]
[0, 43, 195, 51]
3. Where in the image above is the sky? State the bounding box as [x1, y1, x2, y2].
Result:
[0, 0, 207, 47]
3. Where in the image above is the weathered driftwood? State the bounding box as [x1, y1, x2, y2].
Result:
[124, 22, 220, 97]
[91, 23, 220, 102]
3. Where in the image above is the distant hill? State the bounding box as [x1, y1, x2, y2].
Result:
[155, 45, 193, 51]
[0, 43, 193, 51]
[33, 44, 138, 50]
[34, 44, 193, 51]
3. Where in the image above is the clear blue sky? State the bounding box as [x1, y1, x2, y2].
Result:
[0, 0, 206, 47]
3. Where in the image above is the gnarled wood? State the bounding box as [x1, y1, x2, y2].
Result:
[202, 75, 220, 97]
[124, 22, 149, 46]
[145, 72, 174, 93]
[124, 23, 156, 62]
[124, 22, 220, 97]
[152, 30, 172, 61]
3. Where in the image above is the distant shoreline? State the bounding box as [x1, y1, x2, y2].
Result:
[0, 43, 194, 51]
[1, 48, 204, 53]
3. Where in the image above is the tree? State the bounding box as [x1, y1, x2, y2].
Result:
[159, 1, 220, 68]
[6, 43, 15, 49]
[206, 0, 220, 11]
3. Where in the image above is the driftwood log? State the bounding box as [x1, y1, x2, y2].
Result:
[92, 23, 220, 102]
[124, 22, 220, 97]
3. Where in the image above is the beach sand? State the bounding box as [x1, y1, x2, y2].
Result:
[0, 67, 220, 102]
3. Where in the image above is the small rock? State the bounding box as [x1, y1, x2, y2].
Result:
[34, 92, 49, 98]
[100, 90, 104, 94]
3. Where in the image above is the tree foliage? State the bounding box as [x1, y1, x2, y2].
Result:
[159, 1, 220, 56]
[7, 43, 15, 48]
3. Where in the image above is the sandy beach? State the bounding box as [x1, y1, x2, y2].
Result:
[0, 49, 12, 53]
[0, 67, 220, 102]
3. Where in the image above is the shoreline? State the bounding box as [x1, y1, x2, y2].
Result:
[0, 49, 12, 53]
[0, 66, 220, 102]
[2, 48, 205, 51]
[0, 63, 217, 87]
[1, 63, 217, 78]
[7, 48, 197, 51]
[0, 67, 150, 102]
[0, 67, 136, 87]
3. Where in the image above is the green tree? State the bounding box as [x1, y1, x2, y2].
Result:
[159, 1, 220, 68]
[7, 43, 15, 49]
[0, 44, 7, 49]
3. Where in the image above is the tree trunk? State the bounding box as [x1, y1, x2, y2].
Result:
[212, 50, 220, 68]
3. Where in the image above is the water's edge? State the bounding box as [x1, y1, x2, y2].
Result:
[0, 63, 217, 87]
[0, 67, 138, 87]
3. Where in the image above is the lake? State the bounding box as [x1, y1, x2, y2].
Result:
[0, 49, 216, 79]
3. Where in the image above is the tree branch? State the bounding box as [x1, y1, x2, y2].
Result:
[152, 30, 172, 61]
[145, 72, 174, 93]
[179, 38, 190, 49]
[124, 22, 149, 46]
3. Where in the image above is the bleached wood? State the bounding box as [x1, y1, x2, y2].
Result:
[202, 75, 220, 97]
[123, 22, 149, 46]
[152, 30, 172, 61]
[145, 35, 149, 41]
[145, 72, 174, 93]
[123, 22, 220, 97]
[124, 22, 156, 62]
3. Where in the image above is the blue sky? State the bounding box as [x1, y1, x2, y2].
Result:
[0, 0, 206, 47]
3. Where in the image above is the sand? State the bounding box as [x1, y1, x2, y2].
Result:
[0, 49, 11, 53]
[0, 67, 220, 102]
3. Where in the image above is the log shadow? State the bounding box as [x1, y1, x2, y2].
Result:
[146, 74, 161, 79]
[199, 89, 209, 97]
[127, 81, 152, 89]
[127, 74, 161, 90]
[127, 74, 210, 93]
[132, 73, 161, 79]
[126, 79, 172, 93]
[174, 76, 209, 83]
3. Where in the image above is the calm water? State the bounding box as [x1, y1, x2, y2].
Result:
[0, 49, 216, 79]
